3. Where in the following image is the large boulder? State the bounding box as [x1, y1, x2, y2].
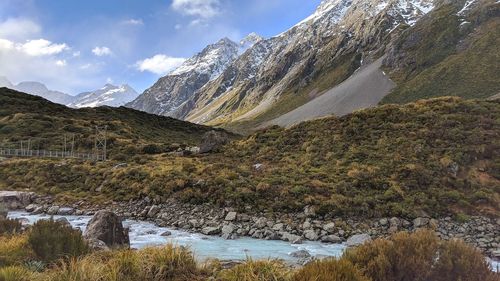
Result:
[199, 131, 230, 153]
[0, 191, 34, 210]
[83, 211, 130, 248]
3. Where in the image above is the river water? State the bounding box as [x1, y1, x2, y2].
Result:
[7, 211, 345, 263]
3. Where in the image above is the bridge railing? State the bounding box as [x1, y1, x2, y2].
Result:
[0, 148, 101, 161]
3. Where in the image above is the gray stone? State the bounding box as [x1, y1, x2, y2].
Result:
[86, 238, 110, 251]
[57, 207, 75, 215]
[225, 211, 237, 221]
[304, 229, 319, 241]
[323, 222, 336, 233]
[281, 232, 303, 244]
[221, 223, 236, 235]
[147, 205, 161, 218]
[346, 234, 371, 247]
[202, 226, 220, 235]
[160, 231, 172, 237]
[25, 204, 39, 213]
[84, 211, 130, 248]
[321, 235, 342, 243]
[56, 217, 72, 227]
[272, 223, 284, 231]
[304, 205, 316, 217]
[0, 191, 34, 209]
[290, 250, 311, 258]
[47, 206, 60, 215]
[199, 131, 230, 153]
[413, 217, 430, 228]
[379, 218, 388, 226]
[254, 217, 267, 229]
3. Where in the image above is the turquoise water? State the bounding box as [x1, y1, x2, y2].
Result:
[7, 211, 345, 262]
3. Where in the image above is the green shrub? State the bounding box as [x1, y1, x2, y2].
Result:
[27, 219, 89, 263]
[0, 217, 23, 236]
[292, 258, 369, 281]
[345, 229, 499, 281]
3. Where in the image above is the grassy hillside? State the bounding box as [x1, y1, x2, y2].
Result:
[0, 88, 224, 155]
[382, 0, 500, 104]
[1, 97, 498, 219]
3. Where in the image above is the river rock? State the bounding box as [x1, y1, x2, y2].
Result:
[56, 217, 72, 227]
[254, 217, 267, 228]
[323, 222, 336, 233]
[290, 250, 311, 258]
[47, 206, 60, 215]
[83, 211, 130, 248]
[346, 234, 371, 247]
[221, 223, 236, 235]
[304, 229, 319, 241]
[25, 204, 39, 213]
[160, 231, 172, 237]
[199, 130, 230, 153]
[202, 226, 220, 235]
[57, 207, 75, 215]
[0, 191, 34, 209]
[304, 205, 316, 217]
[281, 232, 303, 244]
[321, 235, 342, 243]
[147, 205, 161, 218]
[225, 211, 237, 221]
[413, 217, 430, 228]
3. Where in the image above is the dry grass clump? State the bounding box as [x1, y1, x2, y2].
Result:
[292, 258, 369, 281]
[217, 259, 291, 281]
[0, 235, 33, 267]
[0, 266, 34, 281]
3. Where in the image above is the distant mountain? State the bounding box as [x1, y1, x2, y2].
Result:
[69, 84, 138, 108]
[12, 81, 76, 105]
[126, 33, 263, 117]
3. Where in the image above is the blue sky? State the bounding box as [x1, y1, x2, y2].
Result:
[0, 0, 321, 94]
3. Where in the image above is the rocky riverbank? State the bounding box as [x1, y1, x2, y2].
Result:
[2, 191, 499, 260]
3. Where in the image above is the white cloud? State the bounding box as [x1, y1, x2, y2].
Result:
[136, 54, 185, 75]
[20, 39, 69, 56]
[72, 51, 81, 57]
[122, 19, 144, 25]
[0, 18, 41, 41]
[55, 60, 67, 66]
[172, 0, 221, 19]
[92, 46, 112, 56]
[0, 38, 69, 57]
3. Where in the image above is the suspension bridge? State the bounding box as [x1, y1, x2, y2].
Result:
[0, 126, 108, 161]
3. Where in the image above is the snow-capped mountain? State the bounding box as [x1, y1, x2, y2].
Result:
[10, 81, 76, 105]
[69, 84, 138, 108]
[127, 34, 263, 116]
[178, 0, 437, 124]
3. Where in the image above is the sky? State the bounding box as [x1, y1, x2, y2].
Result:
[0, 0, 321, 95]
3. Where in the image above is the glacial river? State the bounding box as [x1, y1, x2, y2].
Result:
[7, 211, 345, 263]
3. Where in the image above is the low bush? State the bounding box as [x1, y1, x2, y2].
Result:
[345, 229, 499, 281]
[0, 218, 23, 236]
[27, 219, 89, 263]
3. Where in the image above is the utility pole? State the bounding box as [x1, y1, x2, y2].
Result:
[94, 126, 107, 161]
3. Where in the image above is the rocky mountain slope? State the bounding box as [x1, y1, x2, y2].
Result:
[129, 0, 499, 133]
[68, 84, 138, 108]
[126, 34, 263, 117]
[381, 0, 500, 103]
